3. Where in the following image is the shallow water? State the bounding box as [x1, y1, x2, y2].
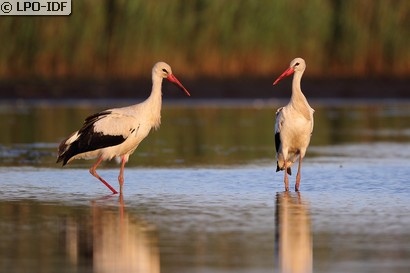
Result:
[0, 100, 410, 273]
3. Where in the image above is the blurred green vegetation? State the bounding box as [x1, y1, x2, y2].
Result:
[0, 0, 409, 80]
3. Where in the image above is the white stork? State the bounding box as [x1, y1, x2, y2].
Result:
[57, 62, 190, 194]
[273, 58, 314, 191]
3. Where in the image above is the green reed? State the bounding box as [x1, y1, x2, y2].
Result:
[0, 0, 409, 79]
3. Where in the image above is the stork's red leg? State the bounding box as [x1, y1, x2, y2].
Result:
[89, 157, 118, 194]
[118, 155, 126, 194]
[295, 156, 302, 191]
[283, 162, 289, 191]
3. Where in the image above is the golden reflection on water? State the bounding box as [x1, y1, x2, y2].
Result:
[0, 198, 160, 273]
[275, 192, 312, 273]
[68, 195, 160, 273]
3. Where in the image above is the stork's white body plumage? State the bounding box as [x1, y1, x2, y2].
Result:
[57, 62, 190, 194]
[64, 97, 161, 164]
[273, 58, 314, 191]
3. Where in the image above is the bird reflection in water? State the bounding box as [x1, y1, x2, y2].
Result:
[275, 192, 312, 273]
[65, 194, 160, 273]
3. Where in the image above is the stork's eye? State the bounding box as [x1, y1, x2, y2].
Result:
[162, 68, 168, 74]
[295, 62, 300, 66]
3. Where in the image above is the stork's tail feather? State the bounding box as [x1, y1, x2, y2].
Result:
[56, 148, 70, 166]
[276, 163, 292, 175]
[56, 131, 79, 166]
[56, 143, 72, 166]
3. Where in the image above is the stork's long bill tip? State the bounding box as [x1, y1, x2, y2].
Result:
[273, 67, 295, 86]
[167, 74, 191, 96]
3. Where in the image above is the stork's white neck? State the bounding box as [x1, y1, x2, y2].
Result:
[144, 73, 163, 130]
[290, 70, 312, 119]
[151, 73, 163, 99]
[290, 71, 306, 102]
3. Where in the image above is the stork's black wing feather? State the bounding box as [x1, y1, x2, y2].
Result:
[79, 111, 112, 134]
[57, 111, 128, 165]
[275, 132, 281, 153]
[274, 107, 283, 153]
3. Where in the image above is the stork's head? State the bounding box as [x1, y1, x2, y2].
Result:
[153, 62, 190, 96]
[273, 57, 306, 85]
[290, 57, 306, 73]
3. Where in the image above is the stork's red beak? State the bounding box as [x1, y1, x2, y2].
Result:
[167, 74, 191, 96]
[273, 67, 295, 85]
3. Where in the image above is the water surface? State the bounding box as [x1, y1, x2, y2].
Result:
[0, 100, 409, 273]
